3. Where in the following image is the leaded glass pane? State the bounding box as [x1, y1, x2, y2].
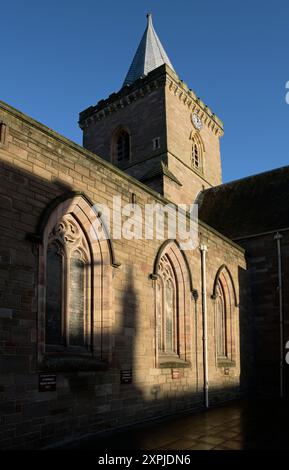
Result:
[69, 251, 85, 347]
[157, 254, 178, 355]
[156, 282, 163, 350]
[117, 131, 130, 162]
[45, 243, 63, 345]
[165, 279, 174, 352]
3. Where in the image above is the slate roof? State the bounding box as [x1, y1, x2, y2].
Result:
[198, 165, 289, 239]
[123, 13, 175, 87]
[140, 160, 182, 186]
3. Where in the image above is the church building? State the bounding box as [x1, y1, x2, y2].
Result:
[0, 14, 288, 449]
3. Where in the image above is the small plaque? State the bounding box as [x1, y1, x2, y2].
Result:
[172, 369, 180, 379]
[39, 374, 56, 392]
[120, 370, 132, 384]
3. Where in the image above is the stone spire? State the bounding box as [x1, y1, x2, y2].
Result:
[123, 13, 175, 87]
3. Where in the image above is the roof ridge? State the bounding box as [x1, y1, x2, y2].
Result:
[202, 164, 289, 194]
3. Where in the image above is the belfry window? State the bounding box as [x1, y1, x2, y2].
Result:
[190, 132, 204, 172]
[45, 214, 91, 351]
[116, 130, 130, 162]
[191, 140, 201, 170]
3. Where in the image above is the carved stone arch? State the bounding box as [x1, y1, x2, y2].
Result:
[151, 239, 194, 293]
[36, 193, 116, 367]
[212, 264, 238, 307]
[29, 191, 120, 268]
[151, 240, 193, 365]
[189, 129, 205, 153]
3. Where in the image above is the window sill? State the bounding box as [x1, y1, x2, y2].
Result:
[192, 166, 204, 176]
[158, 355, 191, 369]
[217, 358, 236, 368]
[39, 354, 108, 372]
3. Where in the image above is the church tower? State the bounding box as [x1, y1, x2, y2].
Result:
[79, 14, 224, 204]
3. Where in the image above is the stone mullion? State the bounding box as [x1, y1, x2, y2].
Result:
[173, 278, 178, 355]
[84, 258, 90, 349]
[154, 280, 159, 368]
[213, 297, 218, 366]
[63, 243, 70, 347]
[161, 279, 167, 353]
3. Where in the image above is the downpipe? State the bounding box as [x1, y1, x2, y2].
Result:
[200, 244, 209, 408]
[274, 232, 284, 399]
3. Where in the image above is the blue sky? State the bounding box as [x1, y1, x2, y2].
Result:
[1, 0, 289, 182]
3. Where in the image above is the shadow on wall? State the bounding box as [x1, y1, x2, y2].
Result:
[0, 159, 249, 449]
[238, 265, 256, 396]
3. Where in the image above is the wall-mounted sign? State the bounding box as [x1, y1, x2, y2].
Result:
[172, 369, 180, 379]
[120, 370, 132, 384]
[39, 374, 56, 392]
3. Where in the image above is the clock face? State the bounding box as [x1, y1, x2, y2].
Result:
[191, 113, 202, 130]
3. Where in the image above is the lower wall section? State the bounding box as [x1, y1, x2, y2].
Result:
[0, 366, 242, 449]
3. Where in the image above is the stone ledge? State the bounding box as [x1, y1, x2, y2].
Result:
[216, 359, 236, 369]
[158, 356, 191, 369]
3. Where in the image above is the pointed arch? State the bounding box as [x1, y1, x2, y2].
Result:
[151, 240, 193, 366]
[212, 264, 238, 307]
[212, 264, 238, 365]
[28, 191, 120, 268]
[36, 193, 115, 367]
[189, 131, 205, 172]
[189, 130, 205, 152]
[111, 126, 131, 164]
[151, 239, 194, 293]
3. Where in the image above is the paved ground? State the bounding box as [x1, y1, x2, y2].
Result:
[59, 399, 289, 450]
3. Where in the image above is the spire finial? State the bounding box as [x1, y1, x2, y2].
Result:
[122, 12, 175, 87]
[146, 12, 153, 25]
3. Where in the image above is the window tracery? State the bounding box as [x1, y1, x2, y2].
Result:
[45, 214, 91, 351]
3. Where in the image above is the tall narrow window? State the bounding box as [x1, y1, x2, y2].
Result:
[45, 214, 91, 352]
[153, 137, 161, 150]
[116, 130, 130, 162]
[157, 254, 178, 356]
[216, 281, 227, 358]
[192, 142, 200, 169]
[213, 265, 237, 365]
[69, 251, 86, 346]
[0, 122, 7, 145]
[190, 133, 204, 172]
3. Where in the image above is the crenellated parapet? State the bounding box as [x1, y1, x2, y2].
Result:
[79, 64, 223, 138]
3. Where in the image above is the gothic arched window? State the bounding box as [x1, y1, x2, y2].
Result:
[153, 241, 193, 367]
[216, 280, 227, 359]
[45, 214, 91, 351]
[190, 132, 204, 172]
[213, 265, 238, 365]
[157, 254, 178, 355]
[37, 194, 115, 367]
[114, 129, 130, 163]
